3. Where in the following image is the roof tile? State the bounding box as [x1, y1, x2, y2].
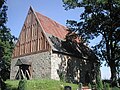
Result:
[36, 12, 68, 39]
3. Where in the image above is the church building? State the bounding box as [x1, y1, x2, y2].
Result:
[10, 7, 99, 84]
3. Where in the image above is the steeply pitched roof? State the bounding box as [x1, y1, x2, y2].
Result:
[13, 7, 98, 62]
[35, 10, 91, 59]
[36, 12, 68, 39]
[35, 11, 98, 61]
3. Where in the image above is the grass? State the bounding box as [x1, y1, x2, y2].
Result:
[5, 79, 78, 90]
[5, 80, 19, 90]
[5, 80, 120, 90]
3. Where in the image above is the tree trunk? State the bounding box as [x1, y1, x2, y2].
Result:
[109, 62, 117, 82]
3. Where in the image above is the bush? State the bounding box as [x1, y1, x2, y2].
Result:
[0, 78, 6, 90]
[18, 79, 27, 90]
[104, 83, 110, 90]
[88, 83, 91, 89]
[96, 74, 103, 90]
[78, 83, 82, 89]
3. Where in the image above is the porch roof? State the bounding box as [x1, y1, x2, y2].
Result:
[15, 58, 31, 66]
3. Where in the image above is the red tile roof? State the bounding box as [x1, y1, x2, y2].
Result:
[36, 12, 68, 39]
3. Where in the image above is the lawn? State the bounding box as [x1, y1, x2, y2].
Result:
[5, 79, 78, 90]
[5, 79, 120, 90]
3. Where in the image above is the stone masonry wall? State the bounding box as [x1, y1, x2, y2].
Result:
[51, 53, 62, 80]
[51, 53, 93, 83]
[11, 51, 95, 83]
[10, 51, 51, 79]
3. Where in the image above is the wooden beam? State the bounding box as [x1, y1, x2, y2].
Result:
[26, 70, 31, 80]
[21, 69, 26, 79]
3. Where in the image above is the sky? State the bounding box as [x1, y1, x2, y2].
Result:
[7, 0, 111, 79]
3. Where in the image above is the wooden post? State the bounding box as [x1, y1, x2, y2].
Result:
[21, 69, 25, 79]
[19, 67, 21, 79]
[26, 70, 31, 80]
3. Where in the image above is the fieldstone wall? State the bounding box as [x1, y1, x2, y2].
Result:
[10, 51, 51, 79]
[10, 51, 97, 84]
[51, 53, 63, 80]
[65, 56, 94, 84]
[10, 58, 19, 79]
[51, 53, 95, 84]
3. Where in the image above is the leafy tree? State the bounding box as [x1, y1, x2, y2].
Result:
[0, 0, 16, 82]
[62, 0, 120, 82]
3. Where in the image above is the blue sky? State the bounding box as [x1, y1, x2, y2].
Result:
[7, 0, 110, 79]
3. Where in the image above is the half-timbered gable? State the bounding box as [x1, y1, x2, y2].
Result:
[10, 7, 99, 84]
[12, 7, 51, 58]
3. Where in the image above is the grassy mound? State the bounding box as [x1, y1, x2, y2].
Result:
[5, 79, 78, 90]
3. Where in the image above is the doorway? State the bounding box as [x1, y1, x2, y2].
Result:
[15, 58, 32, 80]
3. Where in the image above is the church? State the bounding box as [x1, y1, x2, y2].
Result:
[10, 7, 99, 84]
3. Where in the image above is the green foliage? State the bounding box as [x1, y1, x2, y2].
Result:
[63, 0, 79, 10]
[5, 80, 19, 90]
[88, 83, 91, 89]
[59, 72, 65, 82]
[96, 74, 103, 90]
[5, 79, 78, 90]
[0, 0, 16, 81]
[63, 0, 120, 81]
[78, 83, 82, 89]
[18, 79, 27, 90]
[112, 87, 120, 90]
[104, 83, 110, 90]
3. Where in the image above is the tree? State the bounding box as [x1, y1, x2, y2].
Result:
[62, 0, 120, 82]
[0, 0, 16, 82]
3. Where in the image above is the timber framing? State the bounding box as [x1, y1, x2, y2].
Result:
[12, 7, 51, 58]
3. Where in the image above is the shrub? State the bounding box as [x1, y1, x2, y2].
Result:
[78, 83, 82, 90]
[96, 74, 103, 90]
[18, 79, 27, 90]
[104, 83, 110, 90]
[88, 83, 91, 89]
